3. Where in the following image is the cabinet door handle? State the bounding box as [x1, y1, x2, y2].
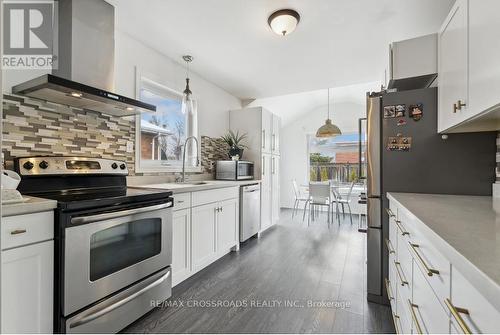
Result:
[385, 238, 395, 254]
[409, 242, 440, 276]
[395, 220, 409, 236]
[262, 130, 266, 149]
[384, 278, 394, 301]
[392, 313, 402, 334]
[444, 298, 471, 334]
[262, 157, 265, 176]
[10, 229, 27, 235]
[394, 261, 408, 286]
[272, 134, 276, 150]
[408, 300, 424, 334]
[385, 208, 395, 218]
[457, 100, 466, 111]
[453, 100, 467, 113]
[272, 157, 275, 174]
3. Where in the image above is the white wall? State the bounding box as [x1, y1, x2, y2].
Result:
[114, 31, 241, 138]
[251, 81, 380, 209]
[2, 30, 242, 140]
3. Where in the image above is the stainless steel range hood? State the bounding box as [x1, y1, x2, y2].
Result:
[11, 0, 155, 116]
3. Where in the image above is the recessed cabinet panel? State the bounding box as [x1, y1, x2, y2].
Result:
[217, 198, 238, 253]
[191, 203, 217, 272]
[1, 240, 54, 333]
[172, 209, 191, 286]
[468, 0, 500, 117]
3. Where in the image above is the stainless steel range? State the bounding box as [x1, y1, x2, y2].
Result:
[14, 156, 174, 333]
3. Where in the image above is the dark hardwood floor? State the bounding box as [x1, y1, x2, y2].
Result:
[123, 209, 395, 334]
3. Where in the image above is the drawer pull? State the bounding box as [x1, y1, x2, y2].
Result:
[394, 261, 408, 286]
[409, 243, 440, 276]
[384, 278, 394, 301]
[408, 300, 423, 334]
[392, 313, 401, 334]
[444, 298, 471, 334]
[177, 200, 185, 203]
[10, 229, 27, 235]
[395, 220, 409, 236]
[385, 208, 395, 218]
[385, 238, 395, 254]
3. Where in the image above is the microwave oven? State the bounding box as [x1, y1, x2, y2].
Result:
[216, 160, 254, 180]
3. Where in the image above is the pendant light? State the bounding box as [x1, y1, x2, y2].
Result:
[182, 55, 194, 115]
[316, 88, 341, 138]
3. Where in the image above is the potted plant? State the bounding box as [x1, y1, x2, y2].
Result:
[220, 130, 248, 159]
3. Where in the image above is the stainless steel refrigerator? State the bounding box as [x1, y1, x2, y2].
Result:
[365, 87, 496, 304]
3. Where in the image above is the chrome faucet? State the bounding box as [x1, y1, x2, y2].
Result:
[181, 136, 200, 183]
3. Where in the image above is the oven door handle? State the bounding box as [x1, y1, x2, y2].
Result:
[68, 269, 171, 329]
[70, 202, 173, 225]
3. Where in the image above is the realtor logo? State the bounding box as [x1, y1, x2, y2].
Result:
[2, 0, 57, 69]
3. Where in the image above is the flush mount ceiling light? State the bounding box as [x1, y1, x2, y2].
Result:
[268, 9, 300, 36]
[316, 88, 342, 138]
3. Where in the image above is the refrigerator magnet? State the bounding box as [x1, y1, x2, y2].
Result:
[409, 104, 423, 121]
[397, 118, 407, 126]
[383, 105, 396, 118]
[395, 104, 406, 117]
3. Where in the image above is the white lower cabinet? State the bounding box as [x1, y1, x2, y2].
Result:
[171, 187, 240, 287]
[388, 196, 500, 334]
[411, 261, 450, 334]
[450, 267, 499, 334]
[172, 208, 191, 286]
[216, 198, 238, 254]
[191, 202, 218, 272]
[1, 240, 54, 334]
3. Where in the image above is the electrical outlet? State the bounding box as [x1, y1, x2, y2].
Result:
[126, 141, 134, 153]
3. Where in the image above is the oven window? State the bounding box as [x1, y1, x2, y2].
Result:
[89, 218, 161, 281]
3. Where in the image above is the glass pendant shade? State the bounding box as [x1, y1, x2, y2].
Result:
[182, 78, 193, 115]
[316, 88, 341, 138]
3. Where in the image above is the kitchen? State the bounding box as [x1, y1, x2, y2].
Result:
[1, 0, 500, 334]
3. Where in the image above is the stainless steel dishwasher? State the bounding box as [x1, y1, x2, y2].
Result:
[240, 183, 261, 242]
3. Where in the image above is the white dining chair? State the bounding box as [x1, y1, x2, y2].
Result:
[335, 181, 355, 225]
[292, 179, 309, 220]
[307, 182, 332, 227]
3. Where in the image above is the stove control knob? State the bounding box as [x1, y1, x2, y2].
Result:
[119, 163, 126, 170]
[111, 163, 118, 169]
[23, 161, 34, 170]
[39, 161, 49, 169]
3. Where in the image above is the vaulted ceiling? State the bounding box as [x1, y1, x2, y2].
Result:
[107, 0, 454, 99]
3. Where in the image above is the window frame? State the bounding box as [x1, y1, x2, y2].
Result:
[135, 69, 201, 173]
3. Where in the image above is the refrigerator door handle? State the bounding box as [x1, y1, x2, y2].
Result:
[366, 94, 381, 197]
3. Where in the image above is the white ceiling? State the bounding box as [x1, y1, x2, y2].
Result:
[249, 81, 380, 126]
[107, 0, 454, 100]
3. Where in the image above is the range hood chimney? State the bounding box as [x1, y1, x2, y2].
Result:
[12, 0, 155, 116]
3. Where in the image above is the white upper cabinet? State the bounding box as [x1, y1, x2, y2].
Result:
[438, 0, 500, 133]
[438, 0, 468, 133]
[468, 0, 500, 120]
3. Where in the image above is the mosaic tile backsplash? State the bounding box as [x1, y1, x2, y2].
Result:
[2, 94, 228, 176]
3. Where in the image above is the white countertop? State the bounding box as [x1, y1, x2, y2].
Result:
[387, 192, 500, 310]
[131, 180, 261, 194]
[2, 196, 57, 217]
